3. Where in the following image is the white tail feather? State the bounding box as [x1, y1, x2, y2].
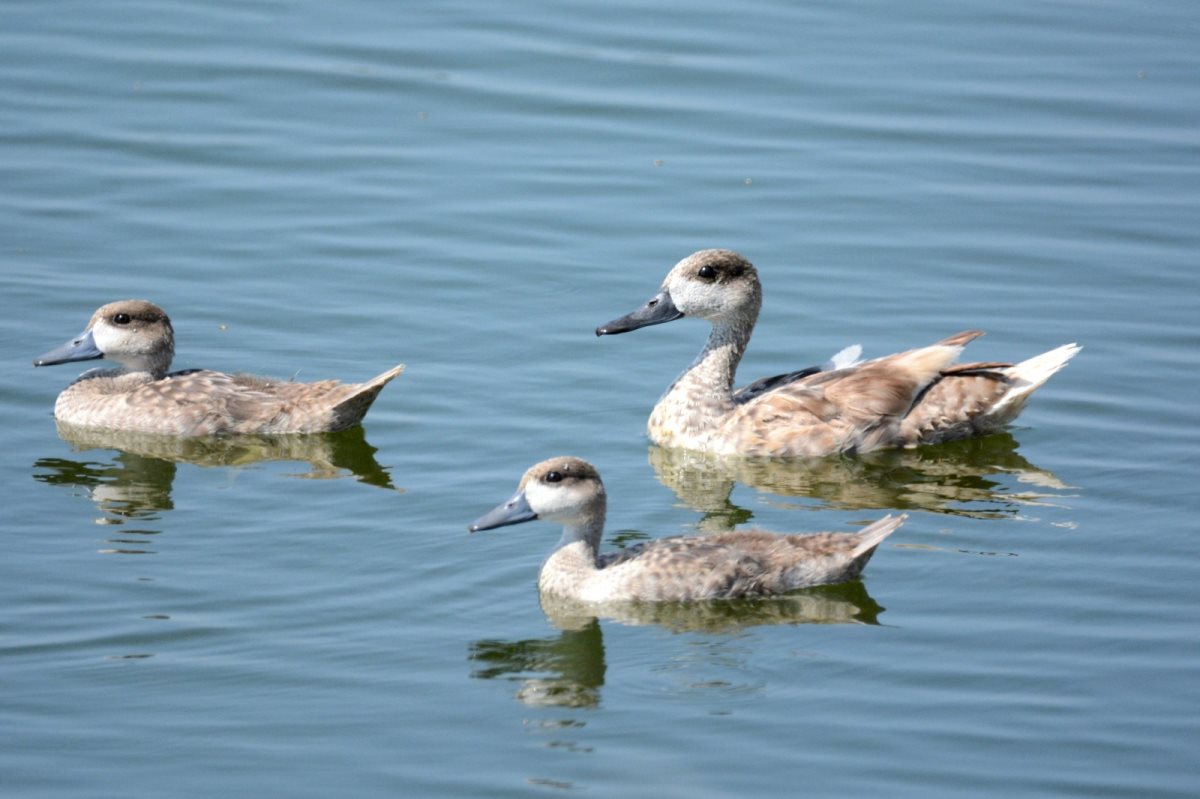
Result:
[994, 343, 1079, 409]
[1006, 343, 1080, 387]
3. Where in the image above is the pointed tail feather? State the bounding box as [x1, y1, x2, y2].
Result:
[850, 513, 907, 559]
[935, 329, 986, 348]
[361, 363, 407, 391]
[991, 343, 1080, 417]
[329, 363, 405, 430]
[1006, 343, 1080, 388]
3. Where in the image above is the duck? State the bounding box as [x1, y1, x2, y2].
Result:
[33, 299, 404, 436]
[596, 249, 1080, 457]
[469, 456, 905, 602]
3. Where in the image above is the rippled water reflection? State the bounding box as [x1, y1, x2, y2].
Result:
[471, 582, 884, 711]
[648, 433, 1074, 525]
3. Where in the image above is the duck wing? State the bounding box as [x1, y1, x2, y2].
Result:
[596, 515, 904, 600]
[733, 366, 821, 405]
[596, 534, 780, 600]
[127, 365, 404, 435]
[119, 370, 290, 435]
[218, 364, 404, 434]
[732, 344, 864, 405]
[728, 331, 982, 456]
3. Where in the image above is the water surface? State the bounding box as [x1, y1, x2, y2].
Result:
[3, 1, 1198, 796]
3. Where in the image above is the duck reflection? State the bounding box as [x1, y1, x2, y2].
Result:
[50, 421, 397, 487]
[34, 447, 176, 524]
[470, 618, 606, 708]
[469, 582, 883, 708]
[649, 432, 1071, 529]
[539, 580, 884, 633]
[32, 422, 400, 531]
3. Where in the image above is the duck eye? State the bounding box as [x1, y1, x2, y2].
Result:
[697, 265, 717, 280]
[545, 471, 563, 483]
[113, 313, 131, 325]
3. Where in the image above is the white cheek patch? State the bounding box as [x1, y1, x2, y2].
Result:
[524, 482, 554, 514]
[670, 280, 697, 306]
[91, 321, 155, 367]
[668, 279, 711, 316]
[527, 482, 586, 521]
[89, 322, 125, 354]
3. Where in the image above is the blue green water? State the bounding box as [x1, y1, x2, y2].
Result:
[3, 1, 1198, 796]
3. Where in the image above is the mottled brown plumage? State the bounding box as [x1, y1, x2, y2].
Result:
[470, 456, 905, 602]
[597, 249, 1080, 457]
[34, 300, 404, 436]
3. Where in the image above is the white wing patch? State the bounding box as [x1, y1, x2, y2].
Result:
[824, 344, 863, 371]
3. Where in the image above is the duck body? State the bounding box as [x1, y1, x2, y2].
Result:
[470, 456, 904, 602]
[597, 249, 1080, 458]
[35, 300, 403, 436]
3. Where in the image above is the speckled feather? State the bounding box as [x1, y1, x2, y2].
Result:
[37, 300, 404, 436]
[600, 249, 1080, 457]
[593, 529, 894, 601]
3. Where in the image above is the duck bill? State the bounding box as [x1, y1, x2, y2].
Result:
[33, 329, 103, 367]
[595, 289, 683, 336]
[469, 490, 537, 532]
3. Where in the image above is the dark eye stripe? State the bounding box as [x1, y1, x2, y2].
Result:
[545, 471, 563, 483]
[113, 313, 132, 325]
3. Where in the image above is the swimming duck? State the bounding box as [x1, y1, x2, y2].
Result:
[33, 299, 404, 436]
[597, 249, 1080, 457]
[469, 456, 905, 602]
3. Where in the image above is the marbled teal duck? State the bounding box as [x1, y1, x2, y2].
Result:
[34, 299, 404, 436]
[597, 249, 1080, 457]
[469, 456, 904, 602]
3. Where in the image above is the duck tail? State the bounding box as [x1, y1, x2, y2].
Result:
[1005, 343, 1080, 389]
[850, 514, 906, 560]
[990, 343, 1080, 419]
[362, 363, 407, 391]
[328, 363, 405, 430]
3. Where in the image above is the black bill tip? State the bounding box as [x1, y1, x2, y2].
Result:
[596, 289, 682, 336]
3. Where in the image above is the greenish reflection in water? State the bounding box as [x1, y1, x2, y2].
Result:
[470, 619, 607, 710]
[32, 424, 400, 543]
[470, 583, 882, 709]
[649, 432, 1074, 529]
[49, 421, 398, 488]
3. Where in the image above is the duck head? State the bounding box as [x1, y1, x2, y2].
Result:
[469, 456, 606, 533]
[35, 299, 175, 376]
[596, 249, 762, 335]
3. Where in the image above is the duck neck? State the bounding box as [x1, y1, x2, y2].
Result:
[117, 363, 168, 381]
[550, 514, 605, 564]
[115, 352, 172, 380]
[75, 363, 164, 388]
[649, 319, 753, 447]
[539, 508, 606, 595]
